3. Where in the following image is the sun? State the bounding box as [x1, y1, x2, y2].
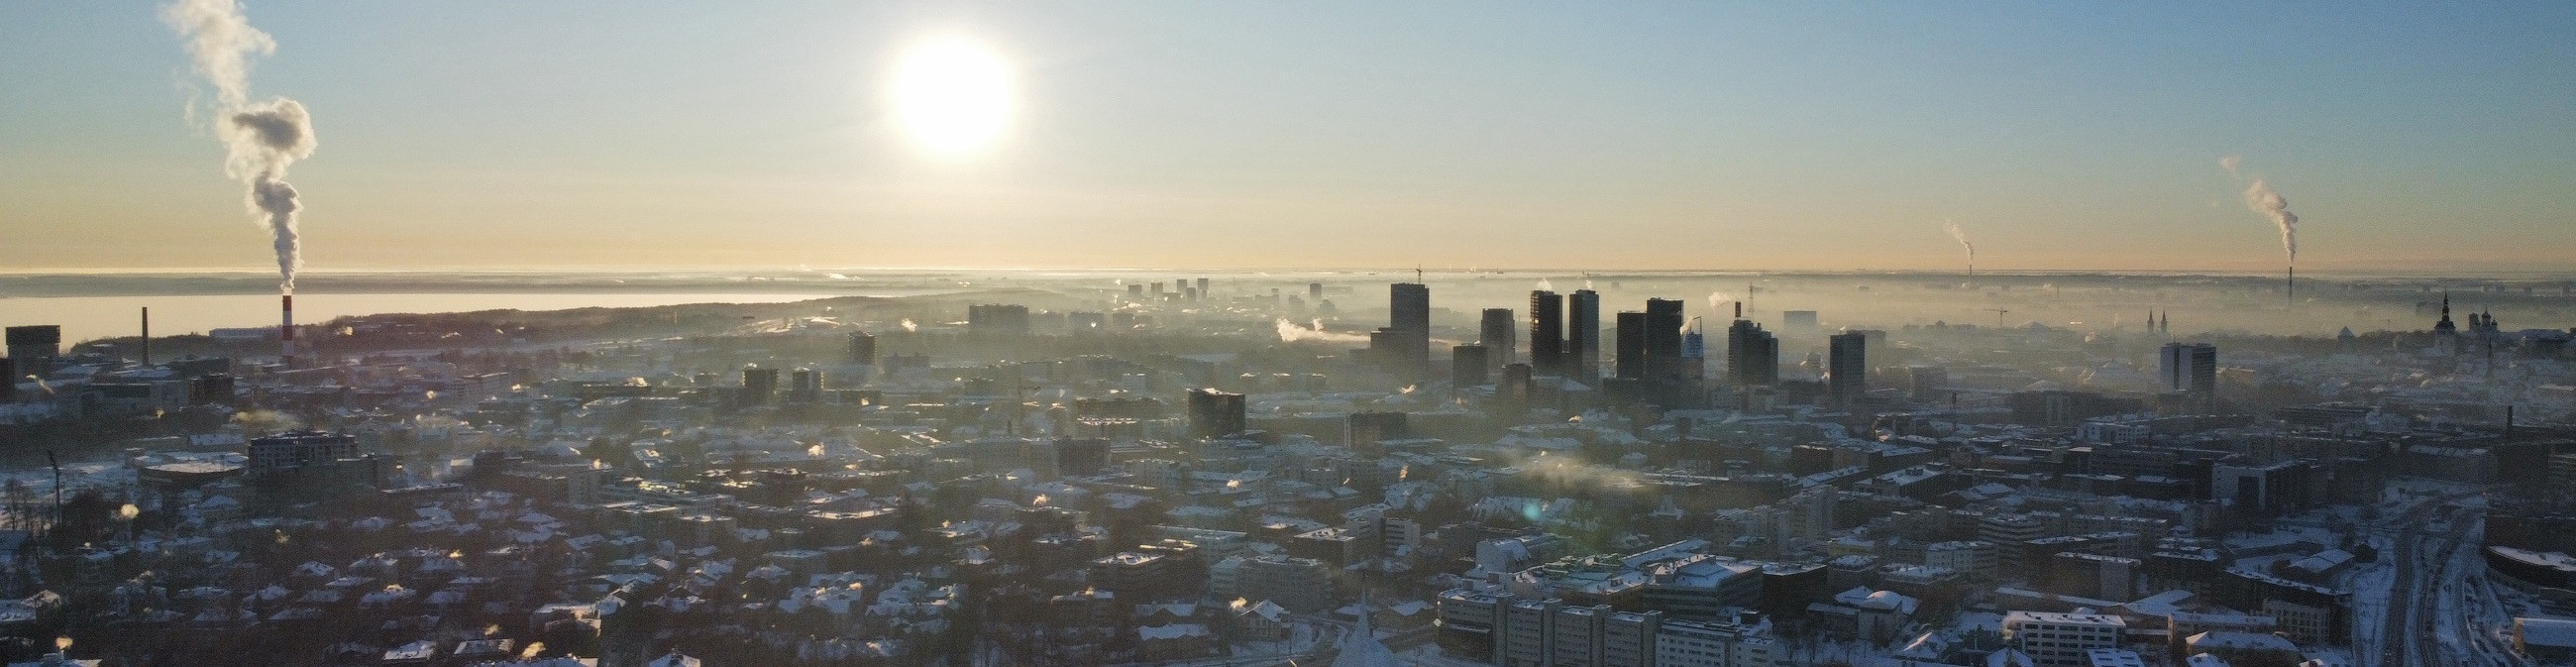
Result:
[890, 36, 1013, 157]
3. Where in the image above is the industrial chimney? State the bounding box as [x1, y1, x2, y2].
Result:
[280, 294, 295, 366]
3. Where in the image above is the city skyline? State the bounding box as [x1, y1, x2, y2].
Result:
[3, 2, 2572, 273]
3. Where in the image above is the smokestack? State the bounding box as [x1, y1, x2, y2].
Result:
[1734, 301, 1742, 319]
[141, 307, 152, 366]
[2288, 266, 2295, 304]
[280, 293, 294, 365]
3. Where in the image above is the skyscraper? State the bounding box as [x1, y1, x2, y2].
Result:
[1727, 318, 1780, 388]
[1682, 321, 1706, 382]
[1568, 289, 1601, 382]
[1645, 298, 1685, 382]
[1615, 311, 1648, 380]
[1828, 332, 1867, 402]
[1386, 282, 1432, 380]
[1530, 290, 1564, 377]
[1479, 308, 1516, 370]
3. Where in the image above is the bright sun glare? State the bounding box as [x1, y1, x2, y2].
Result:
[891, 37, 1013, 157]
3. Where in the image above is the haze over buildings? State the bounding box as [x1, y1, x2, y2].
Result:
[1, 2, 2575, 666]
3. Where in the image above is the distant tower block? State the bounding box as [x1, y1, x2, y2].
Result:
[847, 331, 878, 365]
[1479, 308, 1516, 370]
[1568, 289, 1601, 381]
[1828, 331, 1867, 402]
[1530, 290, 1564, 376]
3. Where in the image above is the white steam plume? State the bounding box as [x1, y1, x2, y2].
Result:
[1535, 278, 1554, 292]
[1941, 219, 1975, 266]
[2219, 157, 2298, 264]
[1705, 291, 1732, 312]
[2242, 178, 2298, 263]
[165, 0, 316, 293]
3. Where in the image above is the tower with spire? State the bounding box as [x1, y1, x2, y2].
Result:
[2433, 293, 2458, 354]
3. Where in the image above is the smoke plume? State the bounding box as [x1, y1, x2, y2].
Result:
[1941, 220, 1975, 266]
[1705, 291, 1732, 312]
[2242, 178, 2298, 263]
[164, 0, 316, 293]
[2219, 157, 2298, 264]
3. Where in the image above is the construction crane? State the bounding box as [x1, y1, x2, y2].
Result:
[1986, 308, 2011, 328]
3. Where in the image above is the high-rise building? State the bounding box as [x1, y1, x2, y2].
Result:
[1614, 311, 1647, 380]
[2157, 343, 2217, 394]
[846, 331, 878, 365]
[1196, 278, 1210, 295]
[1568, 289, 1601, 381]
[1726, 319, 1780, 388]
[1383, 282, 1433, 380]
[1309, 282, 1325, 300]
[1530, 290, 1565, 376]
[1187, 388, 1246, 439]
[1479, 308, 1516, 370]
[1828, 332, 1868, 402]
[1645, 299, 1685, 382]
[1452, 344, 1491, 389]
[1681, 322, 1707, 382]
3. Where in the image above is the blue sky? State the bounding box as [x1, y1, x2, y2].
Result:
[2, 1, 2569, 272]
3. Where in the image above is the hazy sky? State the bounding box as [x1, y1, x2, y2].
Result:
[3, 1, 2570, 273]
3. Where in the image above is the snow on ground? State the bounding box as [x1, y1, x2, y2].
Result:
[2346, 556, 2397, 664]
